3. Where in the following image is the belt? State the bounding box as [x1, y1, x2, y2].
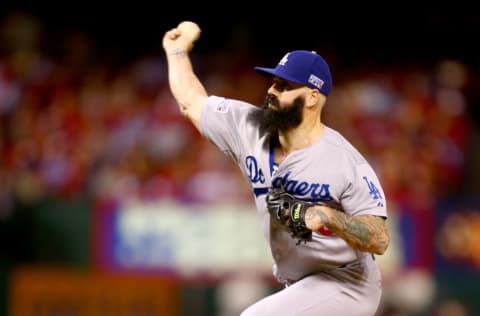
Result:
[282, 257, 374, 288]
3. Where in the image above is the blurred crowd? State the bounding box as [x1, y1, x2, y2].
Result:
[1, 11, 475, 210]
[0, 11, 261, 217]
[0, 10, 479, 315]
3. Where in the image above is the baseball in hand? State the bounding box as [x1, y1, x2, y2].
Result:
[177, 21, 201, 41]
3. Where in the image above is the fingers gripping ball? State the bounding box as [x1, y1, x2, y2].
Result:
[266, 187, 313, 245]
[177, 21, 201, 41]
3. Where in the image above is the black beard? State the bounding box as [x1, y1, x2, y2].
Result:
[247, 94, 304, 140]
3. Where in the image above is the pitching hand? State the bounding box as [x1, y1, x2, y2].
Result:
[163, 21, 201, 54]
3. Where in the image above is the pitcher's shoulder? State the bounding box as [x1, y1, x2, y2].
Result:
[322, 126, 367, 165]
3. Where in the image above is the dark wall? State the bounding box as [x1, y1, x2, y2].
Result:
[1, 2, 479, 69]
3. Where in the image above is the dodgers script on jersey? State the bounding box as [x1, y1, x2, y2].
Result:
[200, 96, 388, 283]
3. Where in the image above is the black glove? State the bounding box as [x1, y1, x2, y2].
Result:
[266, 186, 313, 245]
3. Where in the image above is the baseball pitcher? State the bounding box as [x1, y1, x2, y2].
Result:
[163, 21, 390, 316]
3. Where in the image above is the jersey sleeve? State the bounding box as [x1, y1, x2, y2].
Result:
[199, 95, 253, 163]
[341, 162, 388, 218]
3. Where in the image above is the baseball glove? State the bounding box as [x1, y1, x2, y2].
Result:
[266, 187, 313, 245]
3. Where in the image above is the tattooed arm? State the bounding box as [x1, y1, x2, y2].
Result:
[305, 206, 390, 255]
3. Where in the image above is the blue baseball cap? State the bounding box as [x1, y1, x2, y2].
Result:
[255, 50, 332, 96]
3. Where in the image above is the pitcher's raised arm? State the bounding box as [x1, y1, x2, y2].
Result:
[162, 21, 208, 130]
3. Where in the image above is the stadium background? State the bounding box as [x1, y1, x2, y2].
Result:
[1, 3, 479, 316]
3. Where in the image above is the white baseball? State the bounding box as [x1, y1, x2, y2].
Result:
[177, 21, 201, 41]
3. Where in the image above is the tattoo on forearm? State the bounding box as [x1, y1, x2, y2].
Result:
[305, 207, 328, 224]
[327, 212, 389, 254]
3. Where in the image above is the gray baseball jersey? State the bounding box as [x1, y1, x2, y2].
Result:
[200, 96, 387, 284]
